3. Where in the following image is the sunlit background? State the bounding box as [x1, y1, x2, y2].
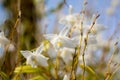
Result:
[0, 0, 120, 79]
[0, 0, 120, 38]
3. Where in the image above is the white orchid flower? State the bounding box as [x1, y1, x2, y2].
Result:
[59, 5, 80, 27]
[47, 44, 57, 58]
[72, 34, 97, 46]
[60, 47, 75, 64]
[59, 13, 80, 38]
[20, 50, 49, 68]
[37, 41, 58, 58]
[35, 43, 44, 54]
[44, 34, 77, 50]
[44, 26, 77, 50]
[59, 13, 80, 26]
[73, 23, 106, 36]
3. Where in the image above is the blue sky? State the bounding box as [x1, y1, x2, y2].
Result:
[45, 0, 120, 39]
[0, 0, 120, 39]
[0, 3, 8, 25]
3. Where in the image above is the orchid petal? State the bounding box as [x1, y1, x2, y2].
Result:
[35, 54, 49, 67]
[36, 43, 44, 54]
[20, 50, 32, 58]
[43, 34, 57, 41]
[59, 26, 70, 36]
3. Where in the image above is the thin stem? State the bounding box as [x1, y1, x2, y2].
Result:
[82, 38, 87, 80]
[10, 0, 21, 42]
[70, 48, 77, 80]
[64, 0, 69, 7]
[105, 40, 119, 80]
[82, 14, 100, 80]
[109, 64, 120, 80]
[55, 50, 60, 80]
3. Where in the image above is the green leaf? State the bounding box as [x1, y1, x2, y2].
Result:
[30, 75, 46, 80]
[14, 65, 40, 73]
[0, 71, 10, 80]
[80, 64, 98, 77]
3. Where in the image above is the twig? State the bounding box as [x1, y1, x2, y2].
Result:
[105, 40, 119, 80]
[70, 47, 77, 80]
[82, 13, 100, 80]
[55, 50, 60, 80]
[10, 0, 21, 42]
[64, 0, 69, 7]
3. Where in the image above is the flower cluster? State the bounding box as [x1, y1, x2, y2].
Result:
[20, 5, 106, 79]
